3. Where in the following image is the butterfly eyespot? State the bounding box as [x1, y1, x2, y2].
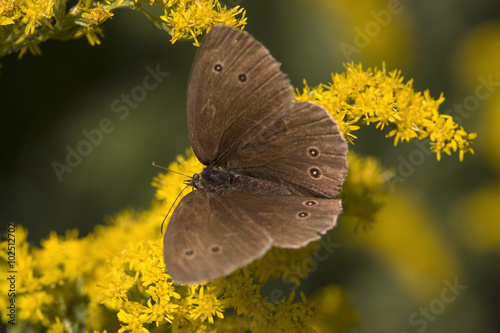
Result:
[211, 246, 220, 253]
[214, 64, 223, 72]
[238, 74, 247, 82]
[308, 148, 319, 157]
[309, 168, 321, 178]
[298, 212, 309, 218]
[304, 200, 317, 206]
[185, 250, 194, 256]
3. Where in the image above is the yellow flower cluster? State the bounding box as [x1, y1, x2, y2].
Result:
[0, 0, 246, 58]
[99, 229, 351, 332]
[0, 151, 358, 332]
[295, 63, 477, 161]
[1, 0, 55, 35]
[160, 0, 246, 46]
[0, 208, 165, 332]
[75, 3, 114, 46]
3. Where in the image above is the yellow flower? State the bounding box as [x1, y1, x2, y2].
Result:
[296, 62, 476, 160]
[0, 5, 16, 25]
[75, 2, 113, 47]
[160, 0, 247, 45]
[189, 286, 224, 324]
[210, 269, 265, 317]
[17, 291, 54, 324]
[19, 0, 55, 35]
[81, 3, 114, 26]
[250, 244, 321, 286]
[341, 152, 386, 230]
[117, 308, 150, 333]
[47, 317, 66, 333]
[100, 266, 137, 309]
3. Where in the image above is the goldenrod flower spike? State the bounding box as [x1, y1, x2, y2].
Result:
[0, 0, 247, 58]
[296, 63, 476, 161]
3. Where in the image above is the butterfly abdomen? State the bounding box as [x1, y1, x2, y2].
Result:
[230, 172, 292, 196]
[194, 167, 291, 196]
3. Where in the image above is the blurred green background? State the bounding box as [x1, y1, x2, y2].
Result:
[2, 0, 500, 332]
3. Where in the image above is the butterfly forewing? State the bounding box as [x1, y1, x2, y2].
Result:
[187, 25, 294, 165]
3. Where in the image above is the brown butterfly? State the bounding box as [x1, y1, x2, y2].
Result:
[163, 25, 348, 285]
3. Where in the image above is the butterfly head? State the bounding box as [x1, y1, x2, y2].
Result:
[185, 173, 201, 188]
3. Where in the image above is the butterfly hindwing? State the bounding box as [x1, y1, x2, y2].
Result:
[226, 101, 348, 198]
[164, 190, 342, 284]
[226, 191, 342, 248]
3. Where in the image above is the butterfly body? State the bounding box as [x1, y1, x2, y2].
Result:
[190, 167, 293, 196]
[163, 25, 348, 285]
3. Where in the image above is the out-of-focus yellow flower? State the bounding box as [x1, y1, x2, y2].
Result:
[341, 152, 386, 230]
[47, 316, 66, 333]
[319, 0, 414, 68]
[455, 184, 500, 252]
[343, 191, 461, 302]
[311, 285, 358, 333]
[453, 21, 500, 87]
[453, 22, 500, 169]
[451, 21, 500, 254]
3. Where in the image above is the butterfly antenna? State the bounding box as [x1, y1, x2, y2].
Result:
[152, 162, 191, 178]
[160, 184, 190, 234]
